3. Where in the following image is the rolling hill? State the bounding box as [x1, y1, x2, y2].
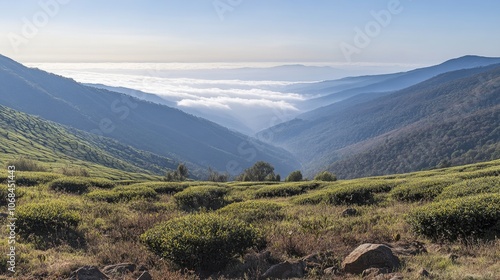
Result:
[260, 64, 500, 178]
[0, 104, 173, 179]
[0, 54, 300, 176]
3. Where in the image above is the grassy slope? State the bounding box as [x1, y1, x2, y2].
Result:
[0, 104, 171, 180]
[1, 159, 499, 279]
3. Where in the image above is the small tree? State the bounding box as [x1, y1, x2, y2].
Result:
[314, 171, 337, 181]
[237, 161, 275, 181]
[166, 163, 189, 181]
[286, 170, 303, 182]
[207, 167, 229, 182]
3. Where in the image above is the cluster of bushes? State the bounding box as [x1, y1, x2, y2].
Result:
[236, 161, 280, 182]
[127, 181, 189, 194]
[174, 186, 228, 211]
[407, 193, 500, 241]
[86, 185, 157, 203]
[4, 157, 47, 172]
[48, 177, 116, 194]
[253, 182, 320, 198]
[390, 177, 457, 202]
[15, 172, 63, 187]
[141, 213, 262, 272]
[437, 177, 500, 200]
[17, 201, 81, 248]
[314, 171, 337, 181]
[59, 165, 90, 177]
[216, 201, 284, 223]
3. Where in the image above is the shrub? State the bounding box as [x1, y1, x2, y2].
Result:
[407, 193, 500, 241]
[17, 201, 81, 248]
[48, 177, 91, 194]
[293, 186, 373, 205]
[390, 177, 457, 202]
[141, 213, 262, 272]
[86, 177, 116, 189]
[437, 177, 500, 200]
[127, 182, 188, 194]
[216, 201, 284, 223]
[14, 172, 63, 187]
[86, 185, 157, 203]
[4, 157, 47, 172]
[59, 165, 90, 177]
[174, 186, 228, 211]
[0, 185, 24, 207]
[314, 171, 337, 182]
[236, 161, 276, 181]
[285, 170, 303, 182]
[254, 182, 320, 198]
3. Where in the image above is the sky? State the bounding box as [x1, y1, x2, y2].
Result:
[1, 0, 500, 65]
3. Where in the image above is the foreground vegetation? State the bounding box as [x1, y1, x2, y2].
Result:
[1, 158, 499, 279]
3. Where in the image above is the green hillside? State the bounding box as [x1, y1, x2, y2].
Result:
[1, 158, 499, 279]
[0, 104, 174, 180]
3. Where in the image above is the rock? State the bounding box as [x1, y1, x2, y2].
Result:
[262, 260, 306, 279]
[342, 244, 400, 274]
[388, 275, 404, 280]
[136, 271, 153, 280]
[362, 267, 390, 278]
[341, 208, 358, 217]
[323, 267, 336, 275]
[418, 268, 430, 277]
[102, 263, 136, 276]
[69, 266, 109, 280]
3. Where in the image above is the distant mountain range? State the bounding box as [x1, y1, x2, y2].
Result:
[259, 57, 500, 178]
[0, 54, 300, 177]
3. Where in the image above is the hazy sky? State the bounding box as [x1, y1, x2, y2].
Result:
[1, 0, 499, 64]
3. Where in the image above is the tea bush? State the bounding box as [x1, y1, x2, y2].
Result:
[390, 177, 457, 202]
[141, 213, 262, 272]
[216, 200, 284, 223]
[14, 172, 63, 187]
[174, 186, 228, 211]
[253, 182, 320, 198]
[48, 177, 91, 194]
[293, 186, 373, 205]
[128, 181, 188, 194]
[407, 193, 500, 241]
[16, 201, 81, 248]
[86, 185, 157, 203]
[437, 177, 500, 200]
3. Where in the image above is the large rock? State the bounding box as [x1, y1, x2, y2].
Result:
[342, 244, 400, 274]
[262, 260, 306, 279]
[68, 266, 109, 280]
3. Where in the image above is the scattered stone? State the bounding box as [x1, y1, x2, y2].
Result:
[342, 244, 401, 274]
[362, 267, 390, 278]
[323, 267, 336, 275]
[136, 271, 153, 280]
[262, 260, 306, 279]
[418, 268, 430, 277]
[102, 263, 136, 276]
[68, 266, 109, 280]
[341, 208, 358, 217]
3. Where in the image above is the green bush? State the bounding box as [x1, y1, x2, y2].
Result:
[17, 201, 81, 248]
[14, 172, 63, 187]
[390, 177, 457, 202]
[294, 186, 373, 205]
[128, 181, 188, 194]
[437, 177, 500, 200]
[314, 171, 337, 181]
[253, 182, 319, 198]
[216, 201, 284, 223]
[86, 185, 157, 203]
[141, 213, 262, 272]
[407, 193, 500, 241]
[0, 185, 24, 207]
[286, 170, 303, 182]
[86, 177, 116, 189]
[48, 177, 91, 194]
[4, 157, 47, 172]
[174, 186, 228, 211]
